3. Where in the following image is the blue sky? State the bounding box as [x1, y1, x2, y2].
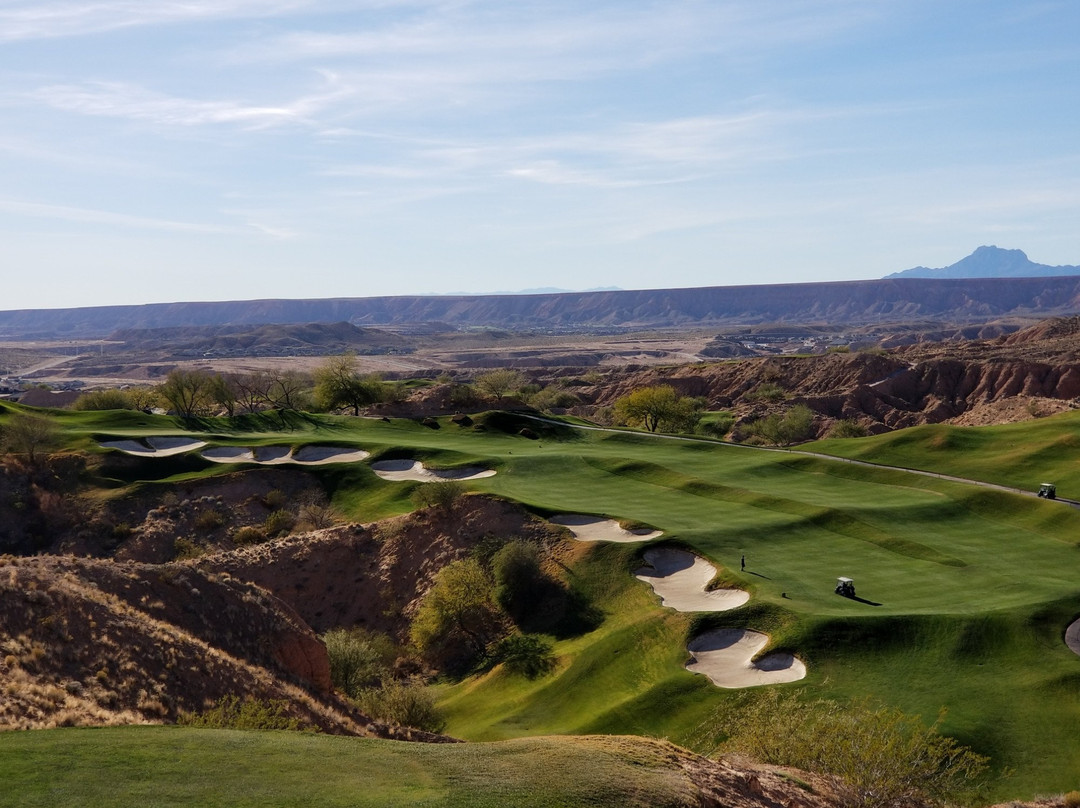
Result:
[1, 1, 1079, 310]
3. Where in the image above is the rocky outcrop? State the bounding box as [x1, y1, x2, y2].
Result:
[0, 555, 352, 732]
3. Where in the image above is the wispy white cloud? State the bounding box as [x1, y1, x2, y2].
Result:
[0, 197, 254, 235]
[24, 78, 351, 129]
[0, 0, 311, 42]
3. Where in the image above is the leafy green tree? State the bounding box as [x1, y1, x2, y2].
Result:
[157, 369, 214, 418]
[314, 354, 387, 415]
[614, 385, 702, 433]
[410, 558, 507, 674]
[474, 369, 525, 402]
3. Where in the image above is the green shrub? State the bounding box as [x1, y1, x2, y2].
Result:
[448, 384, 478, 407]
[323, 627, 397, 699]
[263, 509, 295, 537]
[173, 538, 206, 560]
[714, 691, 989, 808]
[178, 695, 301, 731]
[698, 412, 735, 438]
[231, 525, 265, 545]
[194, 509, 225, 531]
[262, 489, 287, 510]
[493, 633, 555, 679]
[745, 382, 787, 403]
[72, 389, 133, 411]
[411, 480, 466, 512]
[829, 419, 869, 439]
[355, 680, 445, 733]
[742, 404, 816, 446]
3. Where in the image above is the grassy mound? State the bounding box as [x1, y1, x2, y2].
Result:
[0, 727, 709, 808]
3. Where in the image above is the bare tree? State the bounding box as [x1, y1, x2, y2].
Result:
[1, 412, 59, 466]
[232, 371, 273, 414]
[265, 369, 311, 411]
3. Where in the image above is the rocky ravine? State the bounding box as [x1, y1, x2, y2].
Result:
[577, 318, 1080, 433]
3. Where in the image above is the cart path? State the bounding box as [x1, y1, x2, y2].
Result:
[521, 415, 1080, 508]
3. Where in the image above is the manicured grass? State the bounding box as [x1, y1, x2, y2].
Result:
[805, 409, 1080, 497]
[7, 405, 1080, 798]
[0, 727, 704, 808]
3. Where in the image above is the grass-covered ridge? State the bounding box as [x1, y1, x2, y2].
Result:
[0, 727, 707, 808]
[5, 404, 1080, 798]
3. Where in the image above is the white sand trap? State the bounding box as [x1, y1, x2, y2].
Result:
[292, 445, 370, 465]
[101, 438, 206, 457]
[551, 514, 662, 543]
[634, 547, 749, 612]
[371, 459, 496, 482]
[686, 629, 806, 689]
[1066, 618, 1080, 657]
[201, 446, 256, 463]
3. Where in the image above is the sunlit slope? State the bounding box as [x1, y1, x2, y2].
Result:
[806, 408, 1080, 495]
[0, 727, 707, 808]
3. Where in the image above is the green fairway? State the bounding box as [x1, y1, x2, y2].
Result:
[7, 403, 1080, 798]
[0, 727, 705, 808]
[805, 408, 1080, 498]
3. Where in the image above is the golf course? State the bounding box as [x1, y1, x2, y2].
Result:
[3, 402, 1080, 800]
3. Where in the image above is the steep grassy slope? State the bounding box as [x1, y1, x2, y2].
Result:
[805, 408, 1080, 496]
[0, 727, 779, 808]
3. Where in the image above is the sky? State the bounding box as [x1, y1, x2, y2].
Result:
[1, 0, 1079, 310]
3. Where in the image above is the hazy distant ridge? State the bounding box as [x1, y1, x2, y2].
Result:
[5, 274, 1080, 338]
[885, 246, 1080, 279]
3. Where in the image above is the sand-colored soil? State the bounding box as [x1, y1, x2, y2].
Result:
[101, 437, 207, 457]
[201, 445, 371, 465]
[370, 459, 496, 482]
[551, 514, 662, 543]
[1066, 618, 1080, 656]
[634, 547, 749, 612]
[686, 629, 807, 688]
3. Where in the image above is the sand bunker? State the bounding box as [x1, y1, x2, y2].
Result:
[1067, 618, 1080, 657]
[201, 445, 371, 465]
[686, 629, 806, 688]
[634, 547, 749, 612]
[202, 447, 255, 463]
[291, 446, 370, 465]
[101, 437, 207, 457]
[551, 515, 662, 543]
[370, 459, 496, 482]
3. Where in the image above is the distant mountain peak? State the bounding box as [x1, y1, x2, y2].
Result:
[886, 246, 1080, 279]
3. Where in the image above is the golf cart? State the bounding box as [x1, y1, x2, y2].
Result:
[834, 577, 856, 598]
[1037, 483, 1057, 500]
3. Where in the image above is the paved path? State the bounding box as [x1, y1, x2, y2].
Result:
[521, 414, 1080, 508]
